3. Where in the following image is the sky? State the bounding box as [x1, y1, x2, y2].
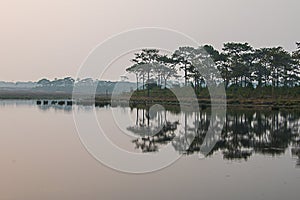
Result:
[0, 0, 300, 82]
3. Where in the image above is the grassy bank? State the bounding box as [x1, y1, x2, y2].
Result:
[118, 86, 300, 110]
[1, 87, 300, 109]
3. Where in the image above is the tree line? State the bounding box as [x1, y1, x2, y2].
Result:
[126, 42, 300, 95]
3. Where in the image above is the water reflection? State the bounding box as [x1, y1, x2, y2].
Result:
[1, 100, 299, 199]
[292, 147, 300, 168]
[6, 100, 299, 167]
[0, 100, 36, 107]
[125, 106, 300, 167]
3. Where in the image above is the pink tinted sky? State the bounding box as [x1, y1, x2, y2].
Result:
[0, 0, 299, 82]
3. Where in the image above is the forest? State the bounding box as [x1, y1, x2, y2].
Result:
[126, 42, 300, 99]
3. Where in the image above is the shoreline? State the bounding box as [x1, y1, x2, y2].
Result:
[1, 89, 300, 110]
[1, 95, 299, 110]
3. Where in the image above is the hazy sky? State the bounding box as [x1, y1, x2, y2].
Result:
[0, 0, 299, 81]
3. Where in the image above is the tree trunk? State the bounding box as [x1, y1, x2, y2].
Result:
[184, 64, 188, 86]
[143, 74, 145, 90]
[147, 70, 150, 98]
[136, 74, 139, 90]
[164, 78, 167, 89]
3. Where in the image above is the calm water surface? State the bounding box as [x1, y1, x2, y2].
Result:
[0, 100, 299, 200]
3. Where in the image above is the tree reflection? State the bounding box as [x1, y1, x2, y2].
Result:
[128, 106, 179, 152]
[127, 107, 300, 164]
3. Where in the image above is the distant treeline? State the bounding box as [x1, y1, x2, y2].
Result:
[126, 42, 300, 98]
[0, 77, 135, 95]
[36, 77, 135, 94]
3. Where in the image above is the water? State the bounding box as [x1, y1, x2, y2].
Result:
[0, 100, 299, 200]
